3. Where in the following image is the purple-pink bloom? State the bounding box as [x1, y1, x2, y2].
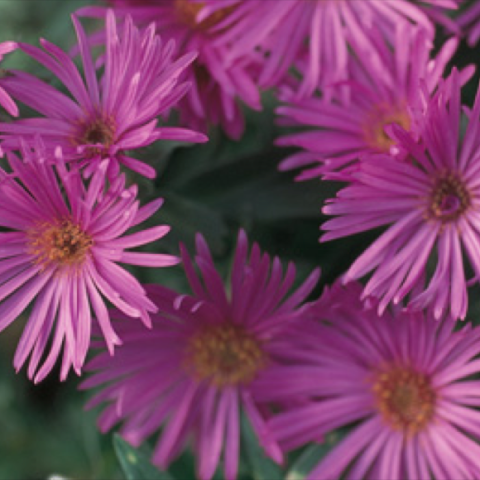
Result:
[321, 69, 480, 320]
[79, 1, 261, 139]
[81, 230, 320, 480]
[0, 41, 18, 117]
[277, 24, 471, 179]
[0, 10, 206, 179]
[201, 0, 459, 97]
[266, 281, 480, 480]
[0, 143, 178, 382]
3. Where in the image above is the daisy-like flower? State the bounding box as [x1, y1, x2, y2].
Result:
[277, 24, 472, 178]
[0, 10, 206, 179]
[81, 230, 320, 480]
[267, 281, 480, 480]
[200, 0, 459, 98]
[79, 0, 261, 139]
[0, 41, 18, 117]
[457, 1, 480, 45]
[0, 143, 178, 382]
[321, 69, 480, 320]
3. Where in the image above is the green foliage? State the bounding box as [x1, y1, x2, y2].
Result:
[285, 432, 345, 480]
[113, 435, 174, 480]
[240, 413, 283, 480]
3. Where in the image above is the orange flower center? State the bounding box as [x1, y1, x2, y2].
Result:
[185, 324, 266, 387]
[27, 219, 93, 269]
[427, 171, 470, 223]
[174, 0, 235, 31]
[372, 366, 436, 434]
[363, 103, 411, 152]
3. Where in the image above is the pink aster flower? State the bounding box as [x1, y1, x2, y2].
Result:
[457, 1, 480, 45]
[0, 10, 206, 179]
[267, 281, 480, 480]
[79, 1, 261, 139]
[81, 230, 320, 480]
[277, 24, 472, 178]
[0, 41, 18, 117]
[0, 143, 178, 382]
[200, 0, 459, 97]
[321, 69, 480, 320]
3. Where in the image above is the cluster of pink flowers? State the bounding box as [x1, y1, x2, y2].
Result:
[3, 1, 480, 479]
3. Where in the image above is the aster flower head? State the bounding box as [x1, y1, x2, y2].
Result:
[0, 141, 178, 383]
[277, 23, 472, 179]
[0, 41, 18, 117]
[321, 68, 480, 320]
[0, 10, 206, 179]
[79, 0, 262, 139]
[81, 230, 320, 480]
[268, 281, 480, 480]
[200, 0, 459, 98]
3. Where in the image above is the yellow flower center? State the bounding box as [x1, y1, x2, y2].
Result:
[427, 171, 470, 223]
[363, 103, 411, 152]
[372, 366, 436, 434]
[27, 219, 93, 270]
[185, 324, 266, 387]
[174, 0, 235, 31]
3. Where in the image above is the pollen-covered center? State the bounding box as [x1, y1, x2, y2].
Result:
[75, 115, 116, 158]
[363, 103, 411, 152]
[27, 219, 93, 269]
[185, 324, 266, 387]
[428, 171, 470, 223]
[372, 366, 436, 434]
[174, 0, 235, 31]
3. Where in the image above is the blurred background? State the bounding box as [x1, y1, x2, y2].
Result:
[1, 1, 479, 479]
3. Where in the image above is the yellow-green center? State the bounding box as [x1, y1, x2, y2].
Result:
[27, 219, 93, 269]
[372, 366, 436, 434]
[185, 324, 265, 387]
[363, 103, 411, 152]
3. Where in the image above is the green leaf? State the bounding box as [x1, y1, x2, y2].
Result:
[286, 432, 345, 480]
[113, 434, 174, 480]
[240, 413, 283, 480]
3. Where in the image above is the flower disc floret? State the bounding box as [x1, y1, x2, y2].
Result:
[372, 366, 436, 434]
[427, 171, 470, 222]
[185, 323, 265, 386]
[362, 103, 411, 152]
[27, 219, 93, 270]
